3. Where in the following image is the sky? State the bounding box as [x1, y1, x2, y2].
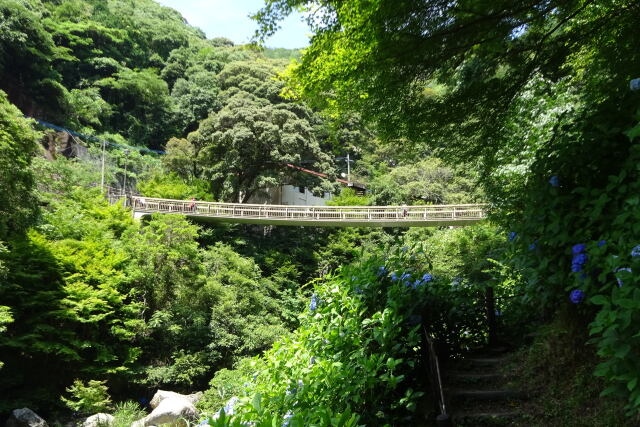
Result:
[156, 0, 311, 49]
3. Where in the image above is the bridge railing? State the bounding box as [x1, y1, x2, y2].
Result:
[127, 196, 487, 222]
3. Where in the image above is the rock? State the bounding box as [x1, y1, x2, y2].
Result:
[149, 391, 202, 409]
[83, 414, 114, 427]
[5, 408, 48, 427]
[132, 390, 200, 427]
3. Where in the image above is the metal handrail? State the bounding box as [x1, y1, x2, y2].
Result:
[125, 196, 487, 223]
[423, 328, 450, 424]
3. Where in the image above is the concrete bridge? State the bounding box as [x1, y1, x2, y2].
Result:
[124, 196, 487, 227]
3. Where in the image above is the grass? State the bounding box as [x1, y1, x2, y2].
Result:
[111, 401, 146, 427]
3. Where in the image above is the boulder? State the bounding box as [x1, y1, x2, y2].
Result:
[149, 391, 202, 409]
[132, 390, 200, 427]
[5, 408, 48, 427]
[83, 414, 114, 427]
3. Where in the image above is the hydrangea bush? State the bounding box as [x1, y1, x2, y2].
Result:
[500, 114, 640, 412]
[199, 238, 501, 425]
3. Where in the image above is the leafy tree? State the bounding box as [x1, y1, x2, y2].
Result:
[0, 90, 40, 240]
[138, 171, 211, 201]
[367, 158, 483, 205]
[190, 61, 335, 202]
[96, 68, 177, 149]
[0, 0, 64, 115]
[255, 0, 640, 168]
[162, 137, 198, 180]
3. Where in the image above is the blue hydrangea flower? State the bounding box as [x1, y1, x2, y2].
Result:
[354, 287, 363, 294]
[391, 272, 399, 281]
[222, 396, 239, 415]
[572, 243, 586, 254]
[529, 242, 537, 251]
[309, 294, 319, 311]
[508, 231, 517, 242]
[597, 240, 606, 247]
[549, 176, 560, 187]
[377, 266, 387, 276]
[452, 277, 462, 286]
[495, 310, 503, 317]
[569, 289, 585, 304]
[616, 267, 632, 287]
[571, 263, 583, 273]
[631, 245, 640, 257]
[282, 412, 293, 427]
[422, 273, 434, 283]
[573, 253, 588, 265]
[400, 272, 411, 281]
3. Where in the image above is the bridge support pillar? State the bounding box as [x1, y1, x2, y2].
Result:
[132, 210, 147, 220]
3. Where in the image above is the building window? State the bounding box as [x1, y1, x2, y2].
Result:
[299, 186, 305, 194]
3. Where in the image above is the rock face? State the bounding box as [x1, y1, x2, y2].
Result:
[5, 408, 48, 427]
[132, 390, 202, 427]
[83, 413, 114, 427]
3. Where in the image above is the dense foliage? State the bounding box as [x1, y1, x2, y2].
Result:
[198, 230, 504, 424]
[256, 0, 640, 415]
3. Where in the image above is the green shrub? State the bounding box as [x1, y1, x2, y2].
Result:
[199, 246, 445, 424]
[61, 379, 112, 414]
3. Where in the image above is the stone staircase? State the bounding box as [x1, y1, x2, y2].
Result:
[443, 349, 527, 426]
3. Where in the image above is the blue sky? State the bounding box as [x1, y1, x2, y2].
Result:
[156, 0, 311, 48]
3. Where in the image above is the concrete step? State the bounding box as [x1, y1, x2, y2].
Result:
[446, 372, 505, 387]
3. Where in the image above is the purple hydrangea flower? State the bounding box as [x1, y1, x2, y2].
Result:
[549, 176, 560, 187]
[572, 243, 586, 254]
[569, 289, 585, 304]
[631, 245, 640, 257]
[508, 232, 517, 242]
[597, 240, 606, 247]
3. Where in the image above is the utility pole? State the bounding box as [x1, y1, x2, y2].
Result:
[100, 139, 106, 193]
[123, 149, 130, 200]
[346, 152, 351, 183]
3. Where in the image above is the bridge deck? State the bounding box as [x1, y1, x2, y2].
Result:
[125, 196, 487, 227]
